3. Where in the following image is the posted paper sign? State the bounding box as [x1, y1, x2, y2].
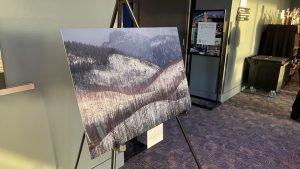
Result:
[197, 22, 217, 45]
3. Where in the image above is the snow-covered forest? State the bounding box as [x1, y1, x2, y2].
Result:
[63, 28, 191, 159]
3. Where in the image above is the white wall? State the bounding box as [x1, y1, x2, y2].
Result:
[0, 0, 123, 169]
[221, 0, 291, 102]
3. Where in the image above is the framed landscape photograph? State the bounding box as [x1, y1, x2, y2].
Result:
[61, 28, 191, 159]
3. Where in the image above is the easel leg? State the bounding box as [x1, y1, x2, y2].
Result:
[110, 0, 118, 28]
[117, 0, 123, 28]
[111, 149, 117, 169]
[298, 68, 300, 86]
[124, 0, 139, 28]
[111, 144, 126, 169]
[74, 132, 86, 169]
[176, 116, 202, 169]
[74, 0, 135, 168]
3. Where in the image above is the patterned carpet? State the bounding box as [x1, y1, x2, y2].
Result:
[122, 76, 300, 169]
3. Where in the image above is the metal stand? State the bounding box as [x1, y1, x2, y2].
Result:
[185, 1, 224, 110]
[74, 1, 136, 168]
[75, 117, 202, 169]
[191, 94, 221, 110]
[74, 0, 202, 169]
[124, 137, 147, 161]
[74, 132, 86, 169]
[176, 116, 202, 169]
[111, 149, 117, 169]
[121, 0, 147, 162]
[298, 66, 300, 86]
[74, 132, 126, 169]
[123, 0, 150, 161]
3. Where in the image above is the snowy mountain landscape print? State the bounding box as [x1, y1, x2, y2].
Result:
[61, 28, 191, 159]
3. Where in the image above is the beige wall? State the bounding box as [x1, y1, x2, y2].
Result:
[221, 0, 291, 101]
[0, 0, 123, 169]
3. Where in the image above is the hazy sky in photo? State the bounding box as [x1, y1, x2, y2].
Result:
[61, 28, 110, 47]
[61, 27, 178, 47]
[127, 27, 178, 37]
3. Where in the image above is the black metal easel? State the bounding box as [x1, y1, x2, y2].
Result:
[74, 0, 202, 168]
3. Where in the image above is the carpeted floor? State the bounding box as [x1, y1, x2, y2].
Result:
[121, 75, 300, 169]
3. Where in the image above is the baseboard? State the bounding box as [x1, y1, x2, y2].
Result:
[220, 85, 242, 102]
[0, 72, 6, 89]
[189, 89, 217, 101]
